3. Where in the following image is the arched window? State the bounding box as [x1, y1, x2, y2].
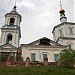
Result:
[40, 52, 49, 62]
[6, 34, 12, 44]
[9, 18, 15, 25]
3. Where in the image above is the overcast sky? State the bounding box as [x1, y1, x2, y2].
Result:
[0, 0, 74, 44]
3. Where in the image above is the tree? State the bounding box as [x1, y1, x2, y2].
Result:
[60, 49, 75, 67]
[16, 53, 23, 61]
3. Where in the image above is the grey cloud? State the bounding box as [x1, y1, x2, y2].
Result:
[0, 0, 74, 44]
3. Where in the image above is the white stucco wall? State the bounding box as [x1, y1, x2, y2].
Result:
[53, 23, 75, 41]
[22, 45, 65, 62]
[53, 23, 75, 50]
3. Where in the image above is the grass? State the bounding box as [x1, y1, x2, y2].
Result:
[0, 66, 75, 75]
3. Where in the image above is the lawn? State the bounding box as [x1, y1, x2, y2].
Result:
[0, 66, 75, 75]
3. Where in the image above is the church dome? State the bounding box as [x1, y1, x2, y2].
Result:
[10, 9, 18, 14]
[5, 6, 20, 16]
[5, 6, 21, 22]
[59, 8, 65, 14]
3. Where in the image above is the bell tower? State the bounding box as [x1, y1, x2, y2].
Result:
[0, 3, 21, 48]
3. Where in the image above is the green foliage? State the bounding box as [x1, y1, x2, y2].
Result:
[0, 66, 75, 75]
[60, 49, 75, 67]
[11, 56, 14, 62]
[0, 54, 8, 61]
[16, 53, 23, 61]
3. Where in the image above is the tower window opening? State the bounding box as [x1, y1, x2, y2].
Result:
[6, 34, 12, 44]
[10, 18, 15, 25]
[69, 27, 73, 34]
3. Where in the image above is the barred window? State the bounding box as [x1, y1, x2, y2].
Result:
[54, 54, 59, 62]
[31, 53, 36, 62]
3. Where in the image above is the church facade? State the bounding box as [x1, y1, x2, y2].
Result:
[21, 37, 66, 62]
[0, 3, 75, 62]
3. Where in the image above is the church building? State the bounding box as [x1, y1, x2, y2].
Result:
[52, 2, 75, 50]
[0, 1, 75, 62]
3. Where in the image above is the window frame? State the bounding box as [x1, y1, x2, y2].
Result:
[54, 54, 59, 62]
[6, 34, 12, 44]
[43, 54, 47, 61]
[31, 53, 36, 62]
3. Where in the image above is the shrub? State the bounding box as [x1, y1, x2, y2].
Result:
[60, 49, 75, 67]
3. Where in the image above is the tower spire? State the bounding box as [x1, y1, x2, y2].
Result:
[59, 0, 67, 23]
[15, 0, 16, 6]
[59, 0, 65, 14]
[13, 0, 17, 10]
[60, 0, 62, 10]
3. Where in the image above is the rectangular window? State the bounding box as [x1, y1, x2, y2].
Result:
[31, 53, 36, 62]
[54, 54, 59, 62]
[69, 27, 73, 34]
[43, 54, 47, 61]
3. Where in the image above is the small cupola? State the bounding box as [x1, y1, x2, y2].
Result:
[59, 5, 65, 15]
[59, 0, 67, 23]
